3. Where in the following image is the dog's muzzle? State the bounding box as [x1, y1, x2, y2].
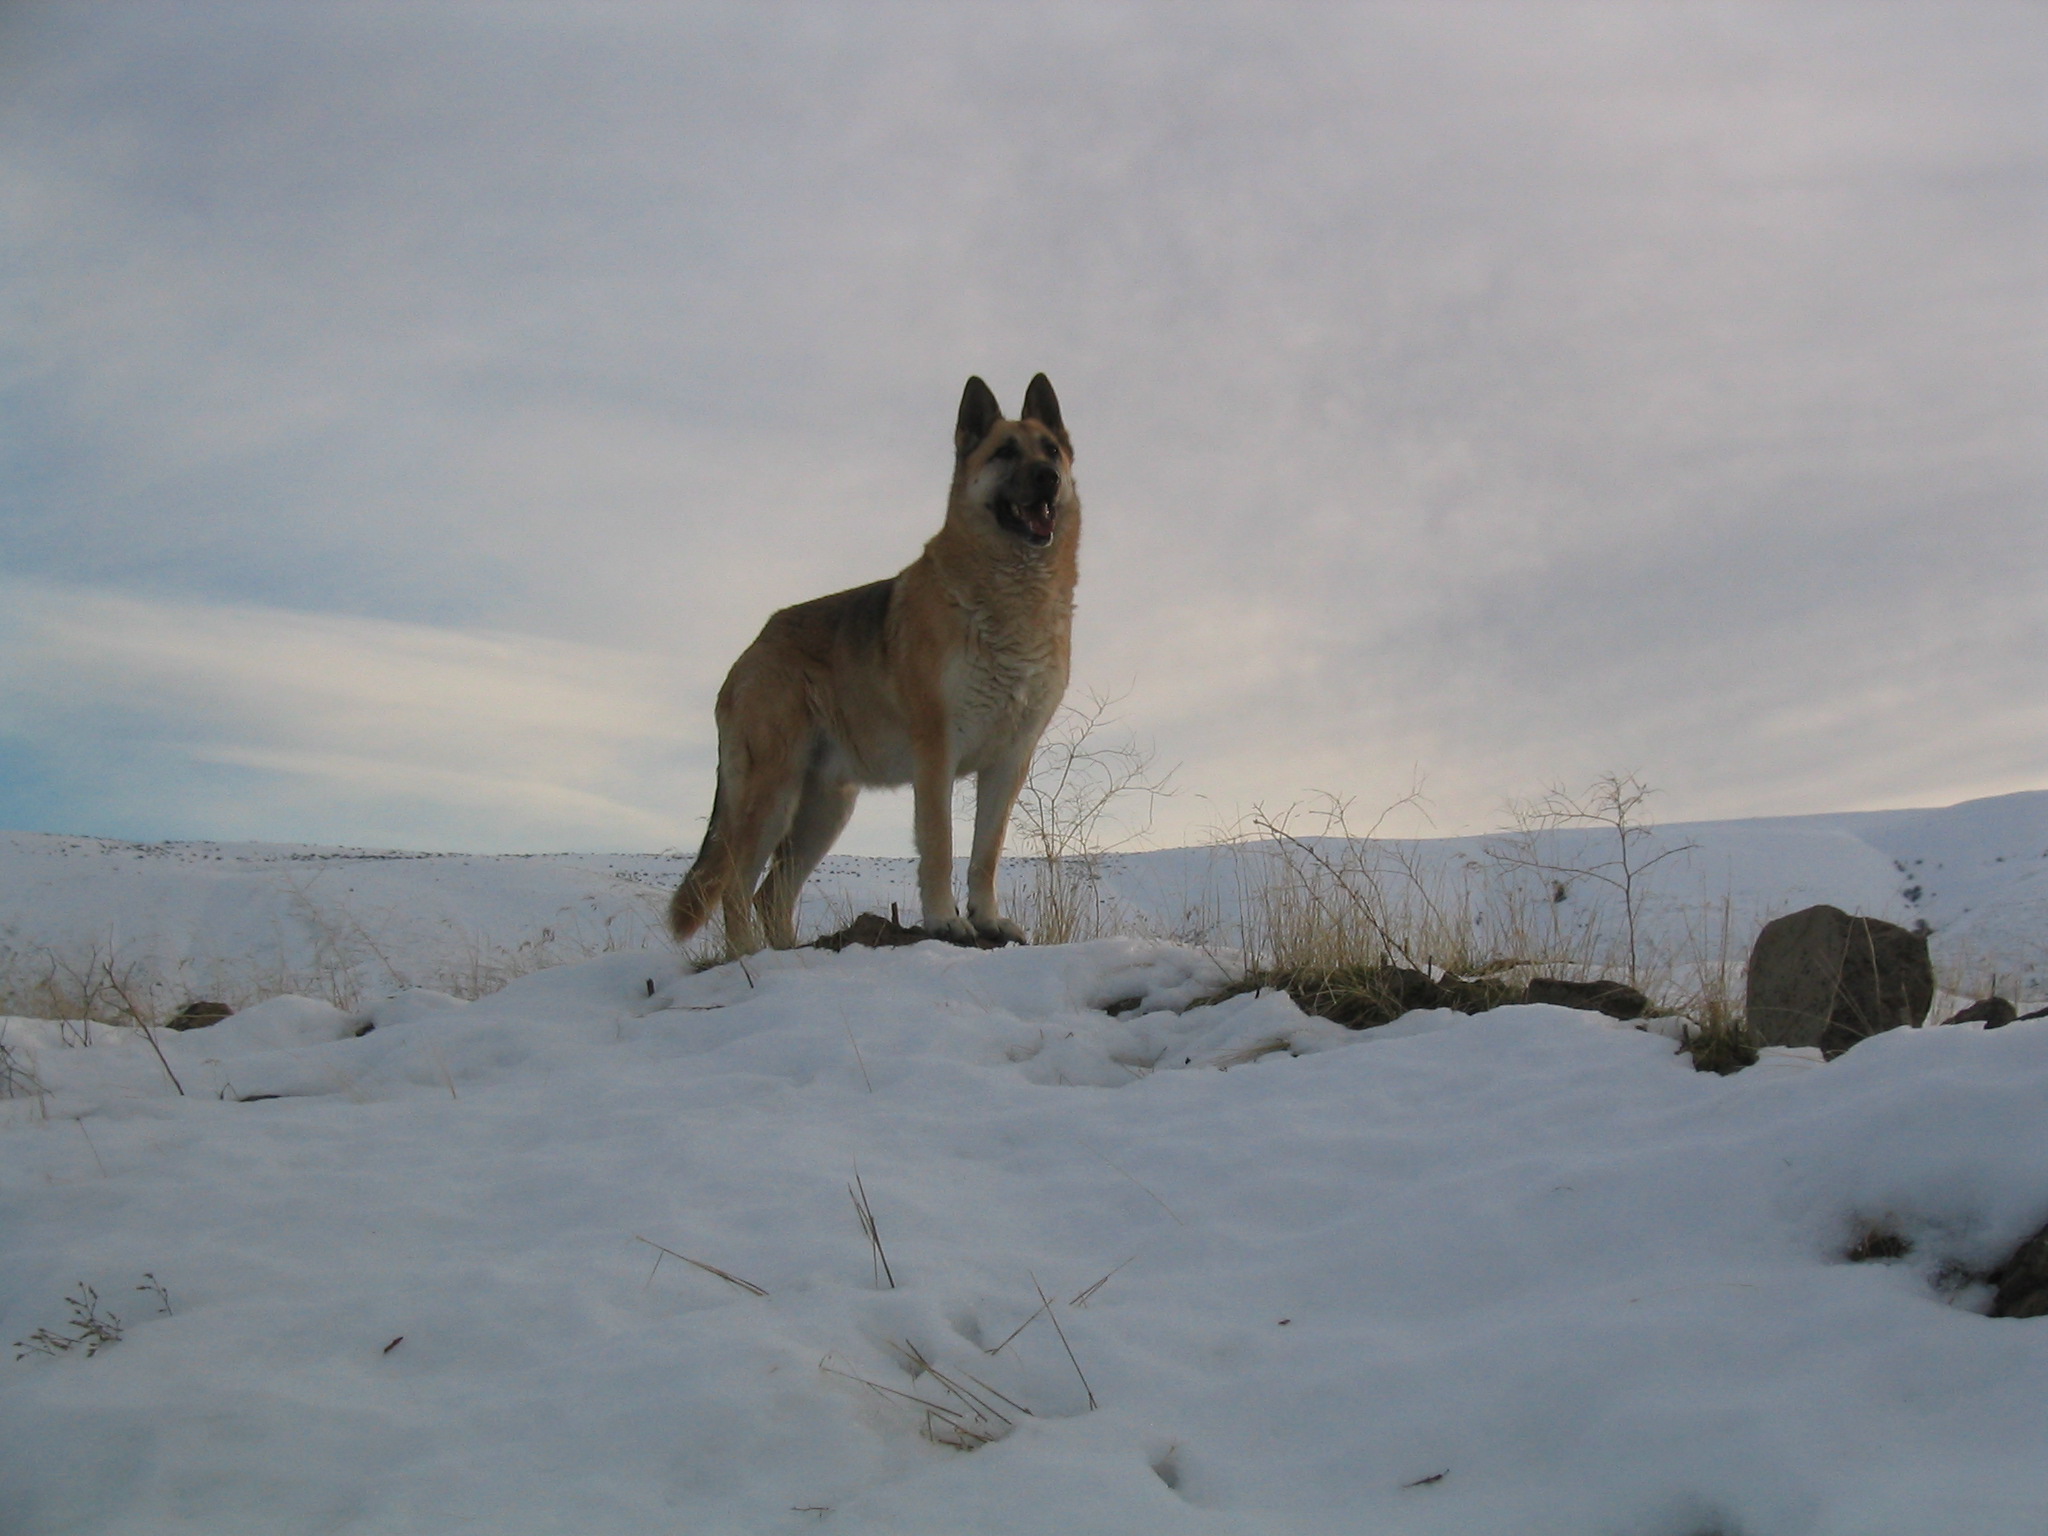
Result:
[999, 466, 1061, 546]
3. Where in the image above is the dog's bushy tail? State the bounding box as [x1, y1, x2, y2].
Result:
[668, 782, 733, 943]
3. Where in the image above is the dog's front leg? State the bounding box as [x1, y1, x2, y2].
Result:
[910, 718, 974, 943]
[966, 749, 1031, 944]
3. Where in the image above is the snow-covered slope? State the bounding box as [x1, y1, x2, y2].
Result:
[4, 789, 2043, 1016]
[4, 939, 2046, 1533]
[1787, 792, 2048, 995]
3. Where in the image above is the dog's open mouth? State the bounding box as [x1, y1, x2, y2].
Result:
[998, 499, 1058, 545]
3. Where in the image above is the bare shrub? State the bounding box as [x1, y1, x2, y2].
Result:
[1489, 773, 1697, 987]
[0, 937, 167, 1030]
[0, 1023, 49, 1113]
[1003, 693, 1172, 945]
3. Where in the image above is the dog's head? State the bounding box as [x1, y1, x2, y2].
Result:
[952, 374, 1074, 549]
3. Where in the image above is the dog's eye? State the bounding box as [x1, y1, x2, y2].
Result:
[1041, 438, 1061, 458]
[992, 442, 1019, 460]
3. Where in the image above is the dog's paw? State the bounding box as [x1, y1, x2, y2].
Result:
[925, 915, 979, 946]
[972, 916, 1028, 946]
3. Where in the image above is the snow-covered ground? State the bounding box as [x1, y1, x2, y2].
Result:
[3, 793, 2047, 1532]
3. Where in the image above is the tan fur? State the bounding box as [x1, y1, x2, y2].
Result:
[669, 374, 1080, 955]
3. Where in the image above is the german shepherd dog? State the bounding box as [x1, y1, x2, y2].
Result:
[668, 375, 1078, 955]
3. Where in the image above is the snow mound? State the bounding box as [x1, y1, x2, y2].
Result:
[4, 938, 2048, 1534]
[199, 994, 360, 1053]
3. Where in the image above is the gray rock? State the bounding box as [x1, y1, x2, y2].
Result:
[1744, 905, 1933, 1058]
[1988, 1221, 2048, 1319]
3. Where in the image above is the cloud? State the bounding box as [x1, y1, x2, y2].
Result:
[0, 578, 703, 850]
[2, 2, 2045, 849]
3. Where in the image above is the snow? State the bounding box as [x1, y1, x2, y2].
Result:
[3, 793, 2048, 1532]
[3, 941, 2047, 1531]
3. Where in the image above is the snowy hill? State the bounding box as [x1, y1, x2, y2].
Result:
[4, 790, 2045, 1019]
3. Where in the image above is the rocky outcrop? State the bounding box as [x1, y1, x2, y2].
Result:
[1745, 905, 1934, 1058]
[1937, 996, 2018, 1029]
[1201, 967, 1646, 1031]
[1523, 977, 1649, 1020]
[809, 907, 1018, 952]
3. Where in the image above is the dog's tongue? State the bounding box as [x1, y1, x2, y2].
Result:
[1023, 502, 1056, 540]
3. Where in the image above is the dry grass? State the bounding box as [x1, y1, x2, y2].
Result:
[1197, 793, 1607, 1028]
[634, 1236, 769, 1297]
[819, 1263, 1105, 1450]
[821, 1340, 1022, 1451]
[848, 1169, 896, 1290]
[1217, 793, 1619, 985]
[14, 1283, 125, 1360]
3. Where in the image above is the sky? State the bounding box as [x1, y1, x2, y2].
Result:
[2, 2, 2044, 855]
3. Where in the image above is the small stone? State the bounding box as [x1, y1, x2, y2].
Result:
[164, 1000, 233, 1031]
[1937, 997, 2018, 1029]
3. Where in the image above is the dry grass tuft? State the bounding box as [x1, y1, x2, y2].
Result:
[1678, 1018, 1760, 1076]
[1844, 1223, 1914, 1263]
[822, 1339, 1024, 1451]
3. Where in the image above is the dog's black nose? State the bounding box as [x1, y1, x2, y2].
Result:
[1028, 463, 1060, 501]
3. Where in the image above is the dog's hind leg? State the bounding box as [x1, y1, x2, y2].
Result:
[756, 772, 859, 949]
[721, 775, 805, 957]
[711, 707, 813, 957]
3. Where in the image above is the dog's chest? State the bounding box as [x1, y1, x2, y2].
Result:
[942, 613, 1065, 760]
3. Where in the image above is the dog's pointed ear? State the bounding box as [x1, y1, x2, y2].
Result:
[1021, 374, 1064, 435]
[955, 376, 1003, 456]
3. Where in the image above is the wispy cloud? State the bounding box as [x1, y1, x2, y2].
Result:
[0, 579, 701, 850]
